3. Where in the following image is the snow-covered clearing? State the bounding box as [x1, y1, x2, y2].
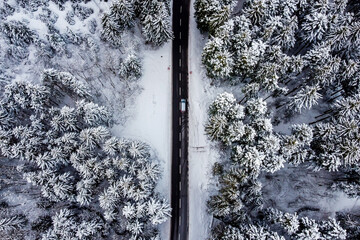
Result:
[111, 43, 172, 239]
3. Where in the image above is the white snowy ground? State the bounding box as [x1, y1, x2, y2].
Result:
[188, 2, 222, 239]
[111, 43, 172, 239]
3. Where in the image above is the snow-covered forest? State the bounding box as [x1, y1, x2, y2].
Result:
[0, 0, 172, 239]
[2, 0, 360, 239]
[194, 0, 360, 239]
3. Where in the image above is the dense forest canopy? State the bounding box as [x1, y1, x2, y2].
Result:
[195, 0, 360, 239]
[0, 69, 171, 239]
[0, 0, 173, 239]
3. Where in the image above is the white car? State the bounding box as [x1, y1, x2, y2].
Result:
[180, 99, 186, 113]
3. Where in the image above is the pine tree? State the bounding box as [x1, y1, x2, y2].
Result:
[42, 69, 91, 100]
[246, 98, 267, 118]
[208, 194, 232, 217]
[43, 208, 104, 240]
[146, 198, 171, 225]
[103, 137, 119, 156]
[141, 2, 173, 46]
[76, 178, 94, 206]
[339, 139, 360, 165]
[301, 12, 330, 43]
[333, 94, 360, 117]
[119, 54, 142, 80]
[76, 100, 112, 127]
[205, 114, 229, 142]
[289, 84, 322, 112]
[243, 0, 267, 25]
[126, 140, 149, 159]
[101, 13, 123, 46]
[0, 215, 27, 232]
[101, 0, 135, 46]
[126, 219, 143, 236]
[291, 124, 313, 146]
[272, 16, 298, 50]
[241, 83, 261, 100]
[233, 40, 267, 78]
[233, 146, 265, 177]
[208, 48, 234, 79]
[109, 0, 135, 30]
[194, 0, 227, 33]
[296, 217, 322, 240]
[208, 4, 232, 33]
[320, 218, 347, 240]
[1, 20, 36, 47]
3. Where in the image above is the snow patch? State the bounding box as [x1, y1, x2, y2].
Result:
[111, 42, 172, 239]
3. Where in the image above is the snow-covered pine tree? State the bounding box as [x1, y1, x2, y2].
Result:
[0, 214, 27, 232]
[207, 3, 233, 34]
[289, 84, 322, 112]
[0, 70, 170, 239]
[0, 2, 15, 20]
[119, 54, 142, 80]
[109, 0, 135, 30]
[6, 45, 29, 63]
[46, 31, 67, 56]
[72, 3, 94, 21]
[301, 12, 330, 44]
[336, 212, 360, 239]
[246, 98, 267, 118]
[101, 0, 136, 46]
[43, 208, 104, 240]
[202, 36, 234, 79]
[141, 2, 173, 46]
[320, 218, 347, 240]
[0, 20, 36, 47]
[195, 0, 226, 33]
[42, 69, 91, 101]
[333, 93, 360, 118]
[76, 100, 112, 127]
[272, 15, 298, 50]
[264, 208, 346, 240]
[291, 123, 313, 147]
[101, 13, 123, 46]
[210, 222, 286, 240]
[146, 198, 171, 225]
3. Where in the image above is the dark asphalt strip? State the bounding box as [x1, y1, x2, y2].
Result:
[170, 0, 190, 239]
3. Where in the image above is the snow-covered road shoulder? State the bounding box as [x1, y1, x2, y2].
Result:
[188, 2, 220, 239]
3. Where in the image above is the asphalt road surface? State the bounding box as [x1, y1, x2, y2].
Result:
[171, 0, 190, 240]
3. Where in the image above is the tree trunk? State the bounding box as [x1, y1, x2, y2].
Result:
[331, 88, 344, 96]
[315, 109, 333, 119]
[309, 115, 331, 125]
[295, 41, 311, 55]
[264, 94, 272, 101]
[238, 95, 246, 104]
[276, 101, 288, 109]
[328, 93, 343, 103]
[285, 84, 302, 96]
